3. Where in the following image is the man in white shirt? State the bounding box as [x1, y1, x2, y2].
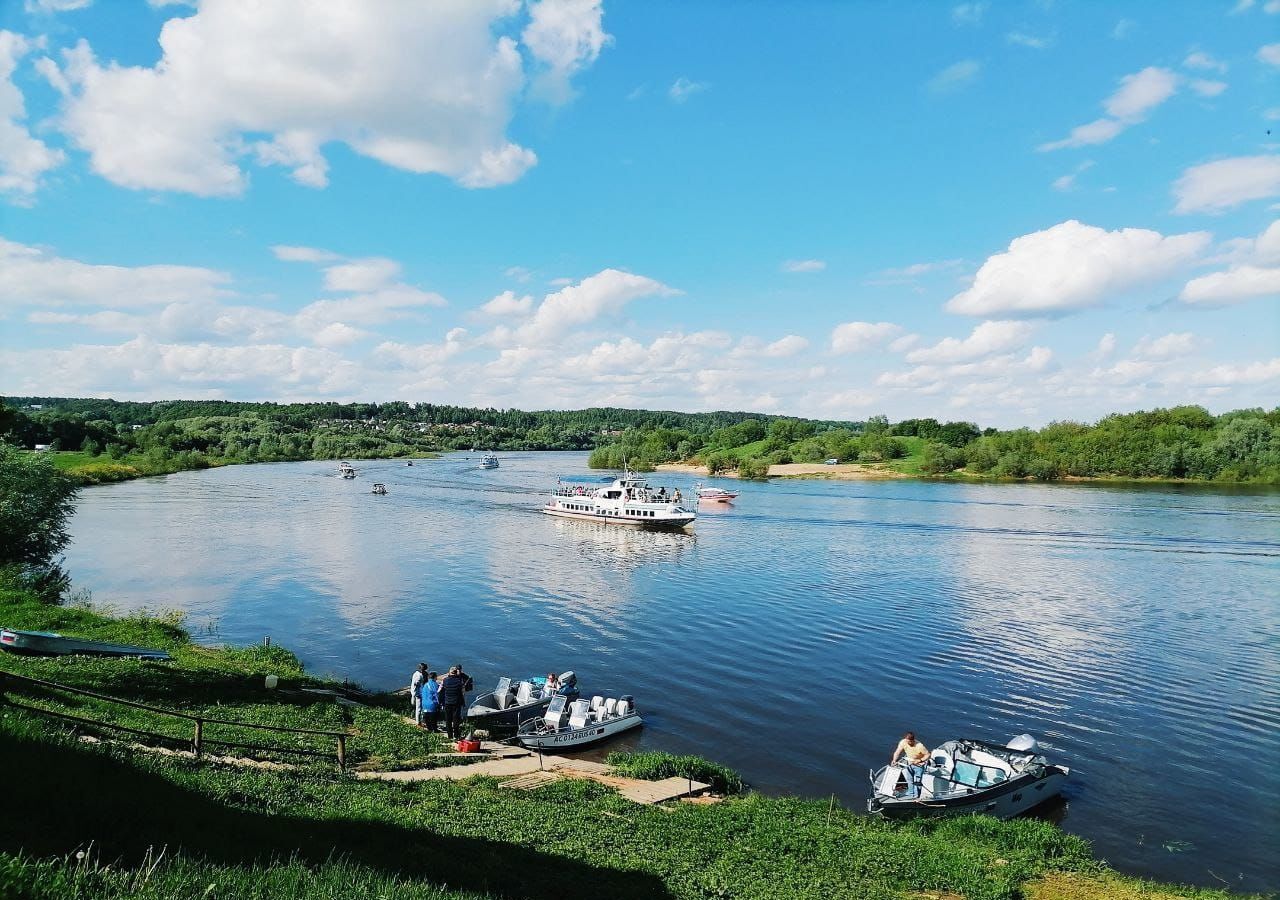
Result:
[410, 662, 428, 723]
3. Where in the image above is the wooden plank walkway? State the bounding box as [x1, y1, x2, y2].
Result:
[361, 747, 712, 804]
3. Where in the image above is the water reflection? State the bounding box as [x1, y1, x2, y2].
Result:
[61, 453, 1280, 893]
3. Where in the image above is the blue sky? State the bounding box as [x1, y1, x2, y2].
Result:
[0, 0, 1277, 426]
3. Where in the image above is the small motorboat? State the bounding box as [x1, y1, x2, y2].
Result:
[338, 462, 357, 479]
[517, 692, 642, 750]
[695, 483, 739, 503]
[370, 483, 387, 495]
[467, 672, 578, 730]
[480, 451, 499, 469]
[0, 628, 171, 660]
[406, 460, 413, 466]
[868, 734, 1069, 820]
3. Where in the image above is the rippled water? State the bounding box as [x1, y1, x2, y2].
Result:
[63, 452, 1280, 891]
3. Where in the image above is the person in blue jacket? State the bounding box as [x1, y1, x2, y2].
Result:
[419, 671, 440, 731]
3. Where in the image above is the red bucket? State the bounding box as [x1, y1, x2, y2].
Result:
[456, 739, 482, 753]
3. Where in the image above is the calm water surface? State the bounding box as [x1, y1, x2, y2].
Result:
[64, 452, 1280, 891]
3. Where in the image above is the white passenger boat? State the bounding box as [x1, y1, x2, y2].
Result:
[516, 693, 642, 749]
[543, 471, 695, 530]
[480, 451, 499, 469]
[868, 735, 1069, 819]
[338, 462, 356, 479]
[695, 483, 739, 503]
[370, 483, 387, 495]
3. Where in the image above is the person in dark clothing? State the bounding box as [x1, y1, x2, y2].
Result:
[438, 665, 473, 740]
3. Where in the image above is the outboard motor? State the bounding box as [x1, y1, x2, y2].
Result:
[1006, 733, 1039, 753]
[619, 694, 636, 714]
[558, 671, 579, 701]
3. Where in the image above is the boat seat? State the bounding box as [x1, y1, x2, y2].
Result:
[604, 698, 618, 716]
[876, 766, 904, 797]
[516, 681, 534, 704]
[568, 699, 591, 730]
[590, 695, 604, 711]
[494, 689, 510, 710]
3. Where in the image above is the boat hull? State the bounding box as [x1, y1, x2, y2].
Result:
[0, 628, 171, 660]
[869, 766, 1069, 820]
[542, 506, 694, 530]
[517, 712, 643, 749]
[466, 695, 554, 730]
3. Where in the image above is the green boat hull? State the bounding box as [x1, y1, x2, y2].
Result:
[0, 628, 171, 660]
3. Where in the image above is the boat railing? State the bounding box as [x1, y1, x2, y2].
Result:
[0, 668, 352, 772]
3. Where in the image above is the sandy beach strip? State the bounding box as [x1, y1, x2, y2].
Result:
[655, 462, 906, 480]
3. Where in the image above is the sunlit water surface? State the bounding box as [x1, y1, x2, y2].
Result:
[63, 453, 1280, 891]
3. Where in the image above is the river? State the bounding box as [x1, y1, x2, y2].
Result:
[63, 452, 1279, 892]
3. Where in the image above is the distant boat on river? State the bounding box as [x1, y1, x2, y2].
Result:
[695, 483, 739, 503]
[338, 462, 356, 478]
[544, 471, 695, 530]
[370, 483, 387, 495]
[480, 451, 499, 469]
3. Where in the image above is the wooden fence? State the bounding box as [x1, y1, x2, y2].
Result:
[0, 669, 349, 772]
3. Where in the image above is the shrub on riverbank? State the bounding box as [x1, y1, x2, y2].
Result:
[606, 750, 745, 794]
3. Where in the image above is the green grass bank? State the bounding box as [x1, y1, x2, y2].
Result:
[0, 585, 1258, 900]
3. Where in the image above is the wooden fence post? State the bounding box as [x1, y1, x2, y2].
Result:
[336, 734, 346, 773]
[193, 718, 203, 758]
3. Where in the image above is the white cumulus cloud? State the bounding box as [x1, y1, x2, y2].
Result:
[830, 321, 904, 354]
[1259, 43, 1280, 66]
[946, 220, 1210, 316]
[1038, 66, 1179, 151]
[905, 320, 1035, 364]
[781, 259, 825, 273]
[0, 236, 230, 308]
[0, 31, 65, 202]
[522, 0, 611, 104]
[38, 0, 609, 196]
[926, 59, 981, 94]
[1173, 156, 1280, 213]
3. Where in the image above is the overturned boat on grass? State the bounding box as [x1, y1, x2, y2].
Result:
[868, 734, 1069, 820]
[516, 693, 641, 750]
[0, 628, 171, 660]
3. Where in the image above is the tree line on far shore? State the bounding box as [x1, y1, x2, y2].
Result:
[588, 406, 1280, 483]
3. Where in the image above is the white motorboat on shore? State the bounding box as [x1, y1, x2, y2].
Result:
[480, 452, 499, 469]
[517, 693, 642, 749]
[868, 734, 1069, 820]
[695, 483, 739, 503]
[543, 471, 695, 530]
[338, 462, 356, 479]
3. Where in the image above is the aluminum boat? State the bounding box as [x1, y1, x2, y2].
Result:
[868, 734, 1069, 819]
[0, 628, 171, 660]
[516, 693, 642, 749]
[467, 672, 578, 730]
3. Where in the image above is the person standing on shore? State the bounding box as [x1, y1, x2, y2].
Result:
[420, 671, 441, 731]
[410, 662, 428, 722]
[439, 665, 472, 740]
